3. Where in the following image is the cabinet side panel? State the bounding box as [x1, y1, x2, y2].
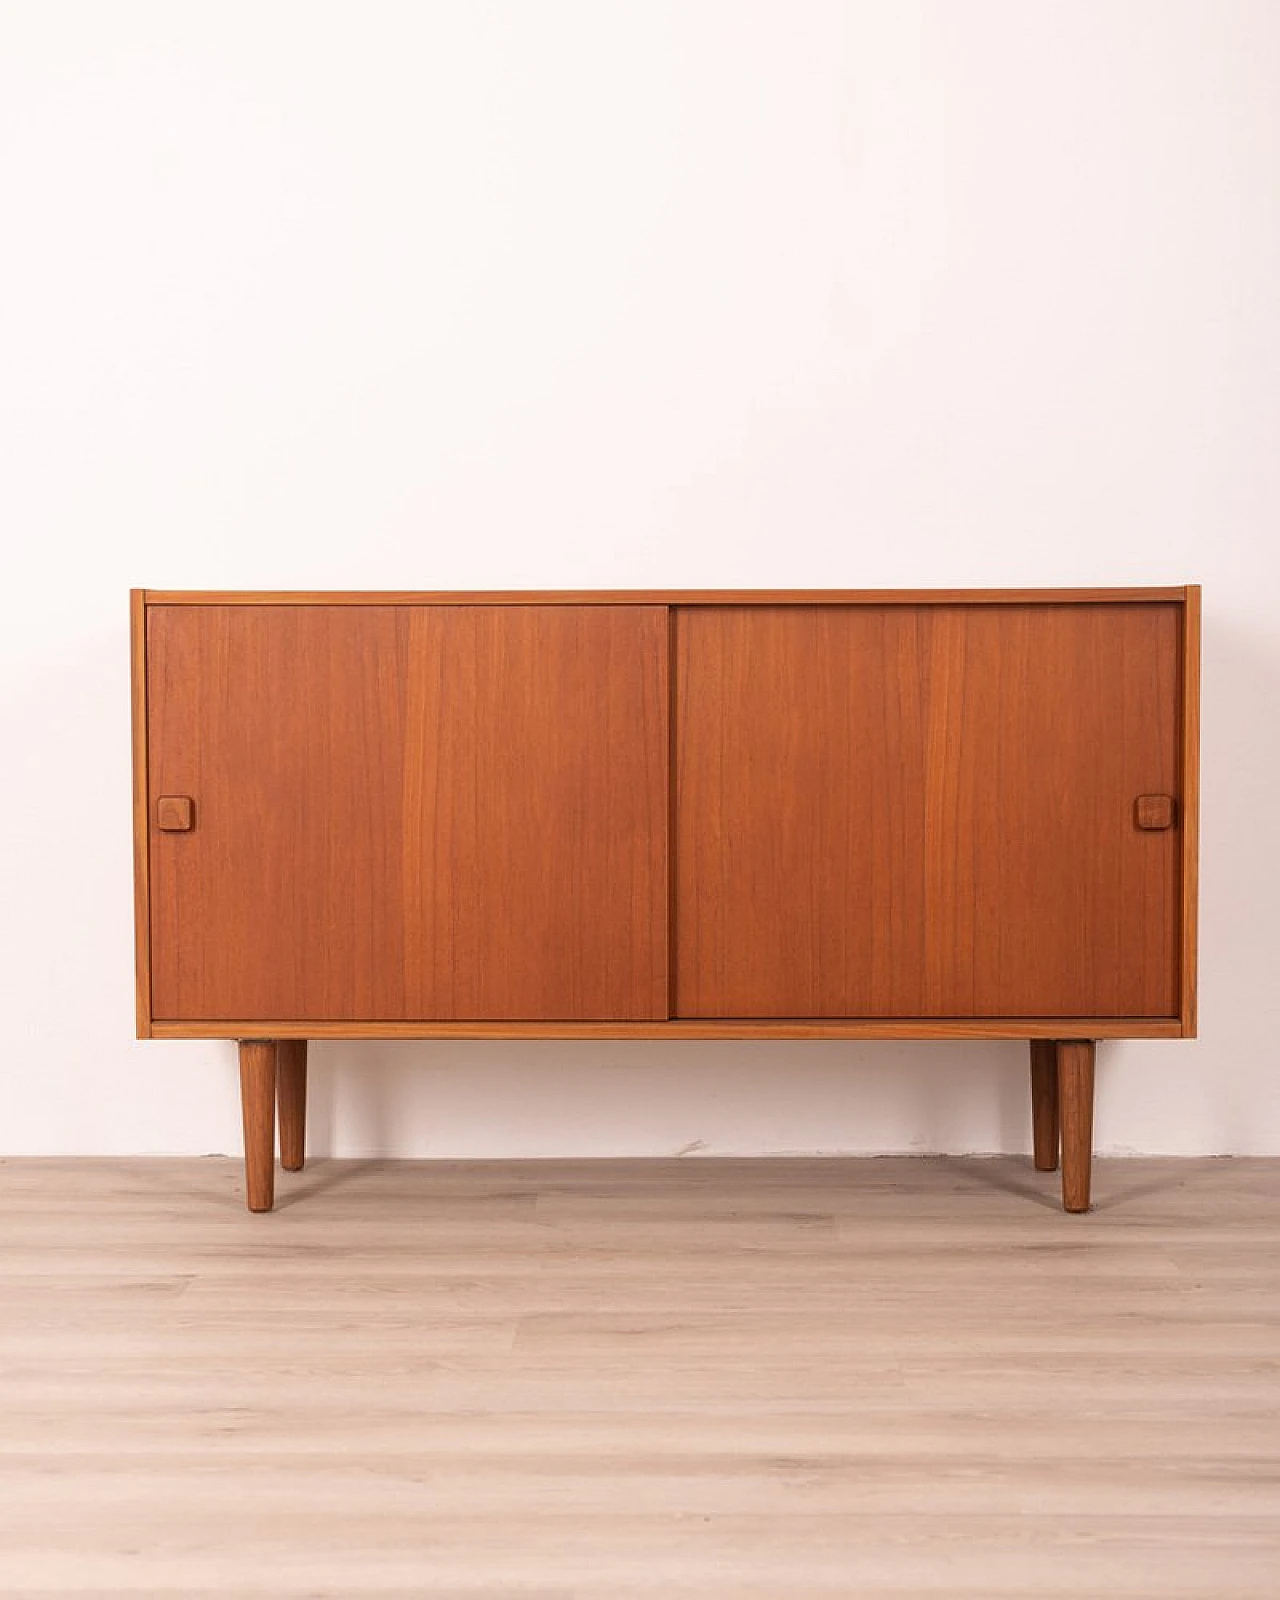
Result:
[130, 590, 152, 1036]
[1180, 587, 1201, 1035]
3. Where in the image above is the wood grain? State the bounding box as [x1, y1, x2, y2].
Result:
[237, 1041, 276, 1212]
[1180, 584, 1201, 1036]
[129, 589, 152, 1038]
[674, 604, 1182, 1019]
[146, 604, 669, 1022]
[0, 1155, 1276, 1595]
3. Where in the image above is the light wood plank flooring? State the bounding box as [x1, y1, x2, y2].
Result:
[0, 1156, 1277, 1598]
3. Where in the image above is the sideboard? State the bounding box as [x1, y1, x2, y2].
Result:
[131, 587, 1200, 1213]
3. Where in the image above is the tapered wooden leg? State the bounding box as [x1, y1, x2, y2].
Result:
[1057, 1040, 1096, 1213]
[277, 1040, 308, 1173]
[238, 1040, 277, 1213]
[1029, 1039, 1060, 1172]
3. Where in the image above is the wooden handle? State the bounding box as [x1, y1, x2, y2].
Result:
[1134, 795, 1175, 830]
[156, 796, 194, 831]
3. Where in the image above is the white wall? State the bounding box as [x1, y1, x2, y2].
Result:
[1, 1, 1277, 1158]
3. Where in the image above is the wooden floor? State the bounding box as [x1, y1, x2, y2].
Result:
[0, 1156, 1277, 1598]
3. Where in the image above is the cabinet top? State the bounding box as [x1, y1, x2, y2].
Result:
[135, 586, 1198, 607]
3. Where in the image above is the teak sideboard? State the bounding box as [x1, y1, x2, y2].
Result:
[130, 587, 1200, 1213]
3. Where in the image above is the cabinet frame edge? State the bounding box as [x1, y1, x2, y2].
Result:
[1179, 584, 1201, 1037]
[131, 589, 153, 1038]
[135, 584, 1200, 1042]
[141, 586, 1190, 607]
[151, 1018, 1185, 1041]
